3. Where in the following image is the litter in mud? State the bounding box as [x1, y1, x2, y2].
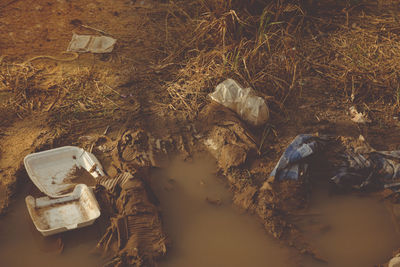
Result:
[331, 139, 400, 191]
[24, 146, 104, 197]
[209, 79, 269, 127]
[269, 134, 400, 192]
[16, 130, 167, 265]
[25, 184, 100, 236]
[23, 146, 104, 236]
[67, 33, 117, 53]
[269, 134, 331, 181]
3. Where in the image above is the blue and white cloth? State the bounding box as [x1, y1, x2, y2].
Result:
[270, 134, 400, 190]
[270, 134, 329, 181]
[331, 149, 400, 189]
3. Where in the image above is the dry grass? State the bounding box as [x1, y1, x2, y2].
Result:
[48, 67, 120, 127]
[0, 59, 122, 128]
[159, 0, 400, 119]
[0, 61, 58, 113]
[158, 0, 307, 119]
[303, 3, 400, 106]
[3, 0, 400, 123]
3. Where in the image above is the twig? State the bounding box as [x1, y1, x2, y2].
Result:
[46, 89, 61, 112]
[80, 24, 110, 36]
[103, 125, 110, 135]
[258, 124, 271, 156]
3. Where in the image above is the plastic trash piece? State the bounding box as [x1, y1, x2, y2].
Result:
[209, 79, 269, 126]
[67, 33, 117, 53]
[25, 184, 101, 236]
[24, 146, 105, 198]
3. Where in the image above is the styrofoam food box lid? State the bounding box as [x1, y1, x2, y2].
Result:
[24, 146, 104, 198]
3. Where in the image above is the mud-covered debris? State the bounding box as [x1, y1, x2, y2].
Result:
[331, 144, 400, 190]
[267, 133, 400, 191]
[86, 130, 168, 266]
[96, 173, 166, 266]
[97, 172, 133, 193]
[209, 79, 269, 127]
[219, 144, 247, 171]
[201, 104, 257, 172]
[389, 253, 400, 267]
[118, 130, 168, 168]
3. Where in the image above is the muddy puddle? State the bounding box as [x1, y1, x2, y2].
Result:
[150, 156, 400, 267]
[0, 178, 104, 267]
[1, 157, 399, 267]
[150, 156, 299, 267]
[298, 182, 400, 267]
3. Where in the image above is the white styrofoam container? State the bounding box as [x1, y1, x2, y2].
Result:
[25, 184, 101, 236]
[24, 146, 105, 198]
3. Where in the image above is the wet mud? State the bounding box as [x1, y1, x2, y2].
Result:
[1, 127, 400, 267]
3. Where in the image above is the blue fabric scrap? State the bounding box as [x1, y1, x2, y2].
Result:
[331, 149, 400, 189]
[270, 134, 329, 181]
[270, 134, 400, 190]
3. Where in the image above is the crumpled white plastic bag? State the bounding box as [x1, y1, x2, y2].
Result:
[209, 79, 269, 126]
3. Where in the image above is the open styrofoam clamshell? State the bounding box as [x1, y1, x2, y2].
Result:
[25, 184, 101, 236]
[24, 146, 103, 236]
[24, 146, 105, 198]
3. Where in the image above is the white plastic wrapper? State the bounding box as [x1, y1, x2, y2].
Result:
[67, 33, 117, 53]
[209, 79, 269, 126]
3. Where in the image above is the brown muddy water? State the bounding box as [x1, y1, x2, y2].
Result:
[150, 156, 400, 267]
[1, 157, 399, 267]
[299, 182, 400, 267]
[0, 178, 104, 267]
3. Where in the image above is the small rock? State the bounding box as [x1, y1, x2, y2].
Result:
[218, 144, 247, 171]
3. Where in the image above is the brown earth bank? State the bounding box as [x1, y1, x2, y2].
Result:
[2, 0, 400, 266]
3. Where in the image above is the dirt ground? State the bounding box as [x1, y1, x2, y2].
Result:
[2, 0, 400, 266]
